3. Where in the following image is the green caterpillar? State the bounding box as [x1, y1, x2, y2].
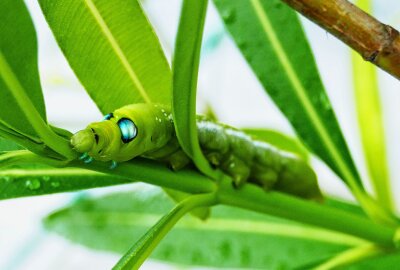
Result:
[71, 103, 322, 201]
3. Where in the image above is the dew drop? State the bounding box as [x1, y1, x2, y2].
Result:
[25, 179, 41, 190]
[221, 9, 235, 23]
[319, 92, 332, 110]
[51, 181, 60, 188]
[1, 176, 11, 182]
[237, 38, 247, 49]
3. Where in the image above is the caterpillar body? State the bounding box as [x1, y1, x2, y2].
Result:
[71, 103, 322, 201]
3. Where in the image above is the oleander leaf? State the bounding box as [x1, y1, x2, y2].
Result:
[213, 0, 362, 191]
[38, 0, 172, 114]
[0, 153, 214, 200]
[352, 0, 393, 210]
[0, 0, 74, 160]
[0, 0, 46, 137]
[172, 0, 218, 179]
[44, 190, 368, 268]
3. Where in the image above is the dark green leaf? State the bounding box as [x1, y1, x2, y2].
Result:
[0, 0, 75, 159]
[0, 166, 129, 200]
[0, 137, 24, 152]
[213, 0, 362, 190]
[39, 0, 172, 114]
[44, 190, 367, 269]
[345, 251, 400, 269]
[0, 0, 46, 136]
[0, 152, 214, 200]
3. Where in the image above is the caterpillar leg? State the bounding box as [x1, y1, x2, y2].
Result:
[251, 168, 278, 191]
[83, 156, 94, 164]
[205, 151, 223, 166]
[110, 160, 118, 169]
[167, 150, 191, 171]
[221, 154, 250, 188]
[79, 152, 89, 160]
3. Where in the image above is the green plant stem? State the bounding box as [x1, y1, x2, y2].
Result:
[0, 52, 76, 160]
[314, 244, 387, 270]
[216, 179, 397, 246]
[1, 151, 398, 247]
[113, 192, 218, 270]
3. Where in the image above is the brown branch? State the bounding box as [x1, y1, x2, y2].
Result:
[281, 0, 400, 80]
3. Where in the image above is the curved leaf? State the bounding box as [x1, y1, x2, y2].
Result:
[0, 0, 75, 159]
[0, 0, 46, 134]
[213, 0, 361, 191]
[44, 191, 365, 269]
[113, 193, 217, 270]
[172, 0, 222, 179]
[38, 0, 171, 114]
[0, 151, 215, 200]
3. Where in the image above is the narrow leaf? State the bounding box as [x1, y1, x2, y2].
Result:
[113, 193, 216, 270]
[315, 244, 385, 270]
[0, 0, 46, 134]
[213, 0, 362, 191]
[39, 0, 172, 114]
[352, 0, 393, 210]
[0, 151, 215, 200]
[0, 166, 129, 200]
[0, 0, 74, 159]
[172, 0, 219, 179]
[45, 191, 364, 269]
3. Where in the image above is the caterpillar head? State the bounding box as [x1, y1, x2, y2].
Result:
[70, 113, 139, 161]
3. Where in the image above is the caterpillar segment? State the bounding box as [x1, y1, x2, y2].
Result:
[71, 104, 322, 201]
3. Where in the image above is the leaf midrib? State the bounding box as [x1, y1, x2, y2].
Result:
[55, 211, 366, 246]
[250, 0, 359, 190]
[83, 0, 151, 103]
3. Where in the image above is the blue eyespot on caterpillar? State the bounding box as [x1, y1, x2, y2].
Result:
[118, 118, 137, 143]
[70, 103, 323, 201]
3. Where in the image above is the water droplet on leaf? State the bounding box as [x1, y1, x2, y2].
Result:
[1, 176, 11, 182]
[25, 179, 41, 190]
[51, 181, 60, 188]
[221, 9, 235, 23]
[319, 93, 332, 110]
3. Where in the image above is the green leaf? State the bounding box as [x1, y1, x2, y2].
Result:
[243, 128, 309, 161]
[213, 0, 361, 192]
[346, 250, 400, 269]
[113, 193, 217, 269]
[172, 0, 218, 179]
[0, 0, 74, 159]
[314, 244, 386, 270]
[38, 0, 171, 114]
[0, 137, 24, 152]
[0, 166, 129, 200]
[0, 0, 46, 134]
[0, 151, 215, 200]
[44, 190, 366, 269]
[352, 0, 393, 211]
